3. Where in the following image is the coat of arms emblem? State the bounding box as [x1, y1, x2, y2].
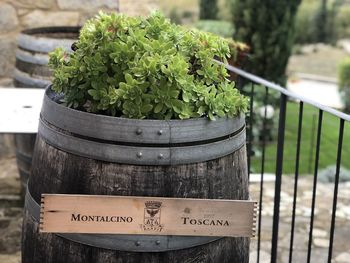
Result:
[141, 201, 163, 232]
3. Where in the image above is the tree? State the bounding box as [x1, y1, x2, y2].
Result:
[199, 0, 219, 20]
[327, 0, 343, 43]
[338, 57, 350, 113]
[314, 0, 328, 43]
[231, 0, 302, 85]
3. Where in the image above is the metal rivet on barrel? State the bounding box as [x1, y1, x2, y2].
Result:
[155, 240, 161, 245]
[158, 130, 163, 135]
[137, 152, 143, 158]
[135, 241, 141, 246]
[158, 153, 164, 160]
[136, 128, 142, 135]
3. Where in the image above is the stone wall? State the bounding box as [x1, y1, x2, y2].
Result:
[0, 0, 158, 157]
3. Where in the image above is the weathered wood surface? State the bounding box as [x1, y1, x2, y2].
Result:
[15, 133, 36, 199]
[22, 136, 250, 263]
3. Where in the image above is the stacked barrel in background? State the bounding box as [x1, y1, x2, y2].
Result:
[13, 27, 79, 198]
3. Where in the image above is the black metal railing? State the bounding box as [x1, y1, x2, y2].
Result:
[223, 63, 350, 263]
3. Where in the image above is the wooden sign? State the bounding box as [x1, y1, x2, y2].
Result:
[40, 194, 257, 237]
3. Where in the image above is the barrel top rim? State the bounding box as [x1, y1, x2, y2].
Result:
[44, 86, 245, 125]
[40, 86, 246, 164]
[20, 26, 81, 38]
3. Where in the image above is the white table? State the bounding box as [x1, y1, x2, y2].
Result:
[0, 88, 44, 133]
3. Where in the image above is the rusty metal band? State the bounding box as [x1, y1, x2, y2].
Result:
[38, 117, 246, 165]
[25, 187, 222, 252]
[42, 87, 246, 144]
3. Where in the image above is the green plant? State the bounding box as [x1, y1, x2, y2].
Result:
[294, 1, 319, 44]
[314, 0, 328, 43]
[292, 44, 303, 55]
[338, 57, 350, 113]
[168, 7, 182, 24]
[182, 10, 194, 19]
[334, 6, 350, 40]
[194, 20, 234, 38]
[227, 40, 249, 63]
[199, 0, 219, 20]
[318, 165, 350, 183]
[49, 12, 248, 120]
[230, 0, 302, 85]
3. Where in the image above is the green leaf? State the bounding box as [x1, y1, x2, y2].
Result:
[196, 69, 205, 75]
[125, 73, 133, 84]
[183, 92, 190, 103]
[197, 105, 207, 115]
[208, 112, 216, 120]
[88, 89, 98, 98]
[169, 90, 180, 98]
[154, 103, 163, 113]
[141, 104, 153, 113]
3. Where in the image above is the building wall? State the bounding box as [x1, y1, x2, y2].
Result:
[0, 0, 158, 157]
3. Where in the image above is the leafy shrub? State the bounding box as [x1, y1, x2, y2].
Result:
[194, 20, 234, 38]
[231, 0, 301, 85]
[227, 40, 249, 62]
[292, 44, 303, 55]
[199, 0, 218, 20]
[226, 40, 250, 79]
[182, 10, 195, 19]
[338, 57, 350, 112]
[294, 1, 350, 44]
[168, 7, 182, 25]
[318, 165, 350, 183]
[49, 12, 248, 120]
[334, 6, 350, 40]
[294, 2, 319, 44]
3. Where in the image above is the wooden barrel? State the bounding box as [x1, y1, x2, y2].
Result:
[14, 27, 79, 198]
[22, 87, 250, 263]
[14, 134, 36, 199]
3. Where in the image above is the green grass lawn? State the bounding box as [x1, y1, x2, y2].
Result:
[250, 101, 350, 175]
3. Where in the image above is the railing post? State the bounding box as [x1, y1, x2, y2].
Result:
[270, 94, 287, 263]
[307, 110, 323, 263]
[247, 83, 255, 179]
[327, 119, 345, 262]
[289, 102, 304, 263]
[257, 87, 269, 263]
